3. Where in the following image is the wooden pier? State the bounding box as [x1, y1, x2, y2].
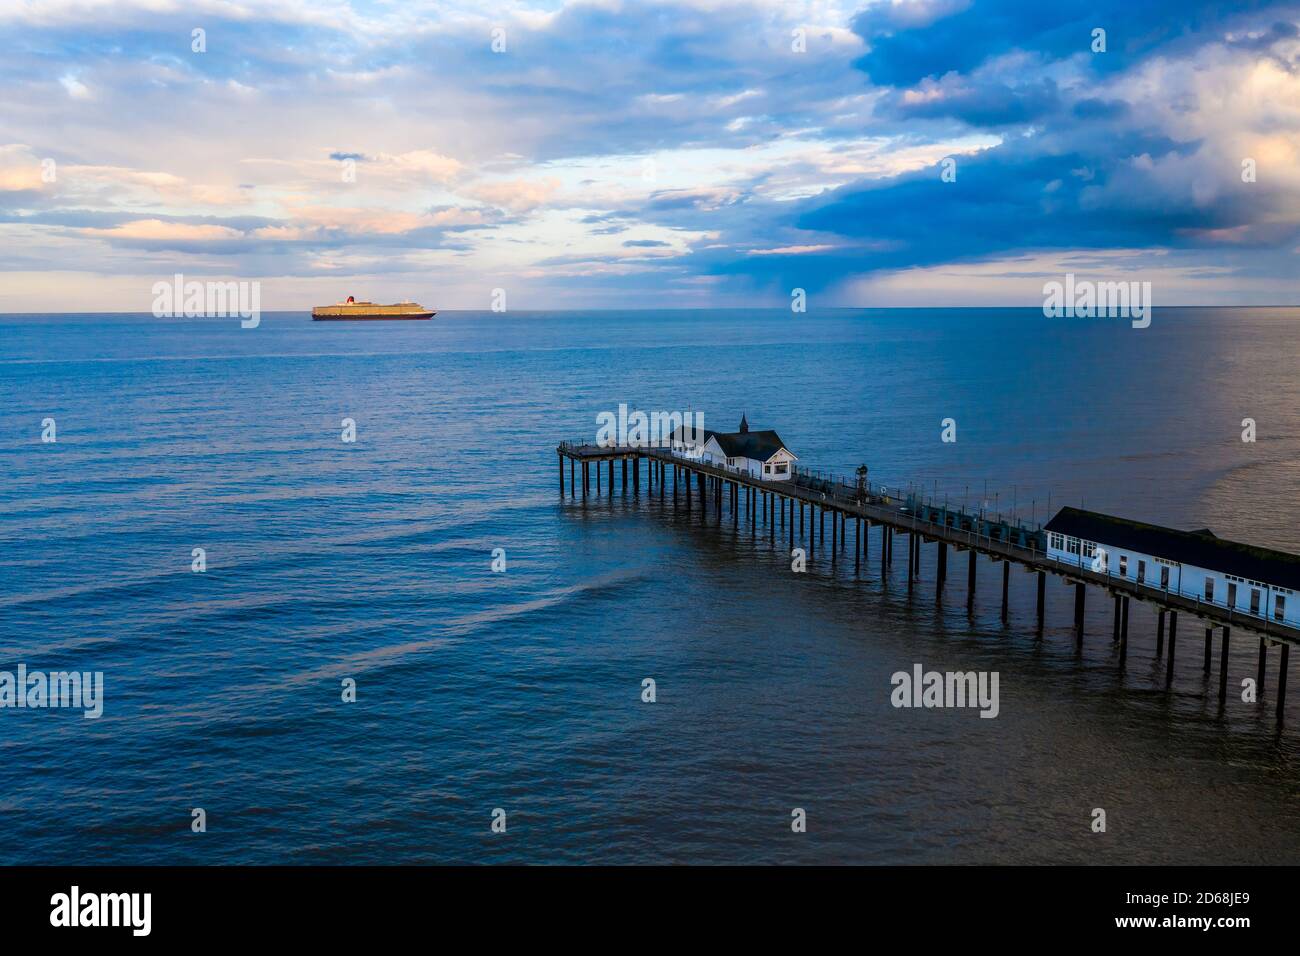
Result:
[557, 441, 1295, 723]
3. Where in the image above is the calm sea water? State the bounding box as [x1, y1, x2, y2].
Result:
[0, 308, 1297, 865]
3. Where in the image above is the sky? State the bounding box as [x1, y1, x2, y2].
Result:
[1, 0, 1299, 311]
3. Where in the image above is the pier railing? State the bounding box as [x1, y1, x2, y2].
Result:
[560, 439, 1049, 558]
[1042, 552, 1294, 637]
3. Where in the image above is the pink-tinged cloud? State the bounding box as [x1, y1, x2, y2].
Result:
[258, 204, 487, 238]
[463, 177, 561, 213]
[87, 219, 245, 241]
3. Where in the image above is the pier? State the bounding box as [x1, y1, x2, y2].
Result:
[557, 440, 1295, 724]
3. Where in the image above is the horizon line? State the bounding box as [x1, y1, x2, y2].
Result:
[5, 304, 1300, 316]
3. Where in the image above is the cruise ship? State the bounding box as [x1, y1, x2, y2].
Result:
[311, 296, 435, 320]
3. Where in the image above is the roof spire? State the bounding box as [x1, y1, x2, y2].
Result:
[739, 413, 749, 433]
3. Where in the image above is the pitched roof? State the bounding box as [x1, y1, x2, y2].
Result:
[712, 429, 792, 462]
[670, 423, 795, 463]
[1044, 507, 1300, 590]
[671, 424, 713, 444]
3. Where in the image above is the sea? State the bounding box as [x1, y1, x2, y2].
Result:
[0, 307, 1297, 864]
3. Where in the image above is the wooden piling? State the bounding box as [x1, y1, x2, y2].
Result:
[967, 549, 976, 609]
[1073, 582, 1085, 646]
[1119, 596, 1129, 669]
[907, 532, 915, 592]
[1156, 609, 1165, 655]
[1166, 611, 1178, 686]
[1001, 561, 1009, 623]
[1278, 644, 1289, 720]
[1036, 571, 1045, 637]
[1204, 627, 1213, 674]
[1219, 626, 1230, 703]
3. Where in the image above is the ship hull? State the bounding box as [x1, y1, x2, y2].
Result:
[312, 311, 435, 321]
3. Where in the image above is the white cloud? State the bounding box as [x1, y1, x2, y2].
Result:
[59, 73, 90, 99]
[747, 244, 838, 255]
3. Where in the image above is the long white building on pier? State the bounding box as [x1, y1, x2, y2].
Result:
[1044, 507, 1300, 627]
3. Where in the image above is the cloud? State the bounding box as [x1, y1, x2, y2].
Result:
[747, 244, 837, 255]
[695, 0, 1300, 299]
[89, 219, 243, 240]
[462, 177, 561, 213]
[262, 203, 487, 237]
[882, 68, 1061, 126]
[0, 145, 49, 191]
[63, 164, 252, 206]
[849, 0, 1296, 88]
[59, 73, 90, 99]
[76, 218, 253, 252]
[365, 149, 463, 184]
[0, 167, 44, 191]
